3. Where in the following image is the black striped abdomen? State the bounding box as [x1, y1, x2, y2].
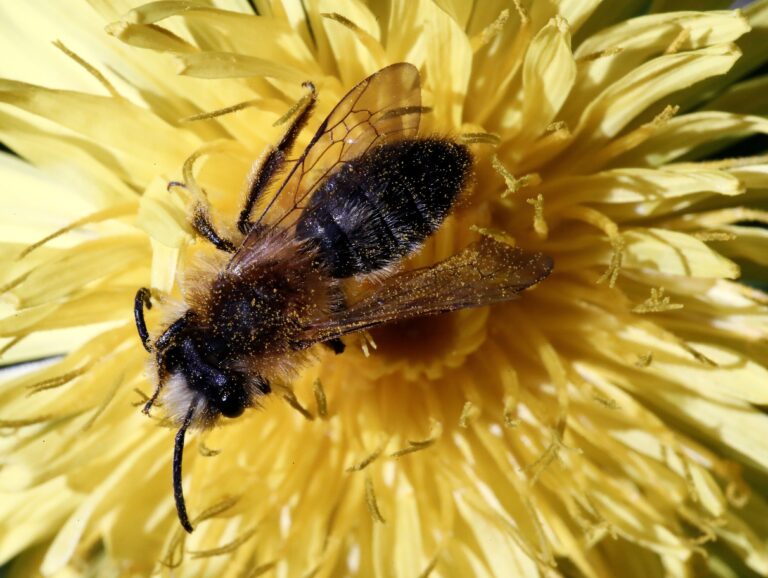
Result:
[295, 138, 471, 278]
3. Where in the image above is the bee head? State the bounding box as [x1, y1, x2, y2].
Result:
[148, 317, 271, 536]
[153, 321, 271, 424]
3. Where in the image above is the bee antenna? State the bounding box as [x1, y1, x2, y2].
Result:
[174, 398, 199, 533]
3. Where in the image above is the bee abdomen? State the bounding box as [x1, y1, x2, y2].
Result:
[296, 138, 471, 278]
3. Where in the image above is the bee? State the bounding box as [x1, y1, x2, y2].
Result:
[134, 63, 553, 533]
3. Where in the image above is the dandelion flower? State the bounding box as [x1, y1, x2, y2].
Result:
[2, 1, 768, 577]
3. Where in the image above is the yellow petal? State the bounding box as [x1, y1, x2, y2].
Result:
[0, 478, 78, 565]
[0, 79, 200, 183]
[569, 44, 741, 153]
[136, 177, 189, 248]
[319, 3, 386, 85]
[619, 112, 768, 166]
[7, 236, 147, 308]
[514, 17, 576, 145]
[624, 228, 740, 278]
[706, 75, 768, 116]
[386, 0, 472, 128]
[545, 166, 743, 209]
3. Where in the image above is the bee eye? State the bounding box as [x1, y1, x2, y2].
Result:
[216, 381, 248, 418]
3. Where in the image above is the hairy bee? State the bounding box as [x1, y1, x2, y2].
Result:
[134, 63, 553, 532]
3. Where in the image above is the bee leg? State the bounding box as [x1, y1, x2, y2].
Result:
[134, 287, 153, 352]
[192, 206, 236, 252]
[323, 283, 346, 354]
[237, 82, 317, 235]
[142, 378, 164, 415]
[323, 338, 345, 354]
[167, 181, 237, 252]
[143, 313, 192, 415]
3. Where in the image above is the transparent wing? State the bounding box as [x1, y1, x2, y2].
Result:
[253, 62, 423, 230]
[299, 239, 554, 344]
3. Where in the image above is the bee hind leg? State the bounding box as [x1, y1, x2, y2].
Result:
[323, 283, 346, 354]
[323, 338, 345, 354]
[192, 207, 237, 252]
[237, 82, 317, 235]
[167, 181, 237, 252]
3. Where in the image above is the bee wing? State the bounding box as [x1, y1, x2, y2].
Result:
[254, 62, 423, 230]
[299, 239, 553, 345]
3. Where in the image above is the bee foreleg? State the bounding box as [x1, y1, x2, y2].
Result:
[134, 287, 153, 352]
[193, 206, 236, 252]
[143, 312, 192, 415]
[237, 82, 317, 235]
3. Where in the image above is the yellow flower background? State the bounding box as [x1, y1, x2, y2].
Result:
[2, 1, 768, 577]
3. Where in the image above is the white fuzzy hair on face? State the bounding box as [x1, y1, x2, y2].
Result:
[159, 369, 273, 428]
[162, 374, 202, 424]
